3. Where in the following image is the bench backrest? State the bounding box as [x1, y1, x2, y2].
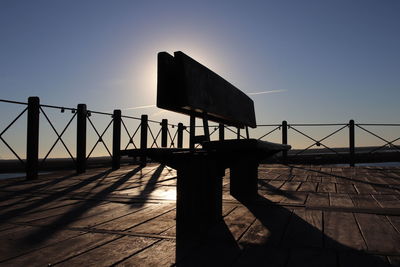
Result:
[157, 51, 256, 128]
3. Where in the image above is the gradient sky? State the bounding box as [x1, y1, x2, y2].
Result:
[1, 1, 400, 158]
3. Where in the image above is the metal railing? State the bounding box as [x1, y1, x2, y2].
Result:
[1, 97, 399, 180]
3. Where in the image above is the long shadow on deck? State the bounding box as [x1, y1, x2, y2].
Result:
[0, 170, 114, 224]
[0, 172, 76, 203]
[19, 166, 144, 245]
[178, 196, 391, 266]
[130, 164, 166, 207]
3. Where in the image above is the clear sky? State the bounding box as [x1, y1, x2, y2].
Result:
[1, 0, 400, 158]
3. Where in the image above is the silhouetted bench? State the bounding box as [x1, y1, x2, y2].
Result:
[123, 51, 290, 258]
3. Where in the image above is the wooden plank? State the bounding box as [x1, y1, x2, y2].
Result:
[117, 240, 175, 266]
[27, 202, 141, 230]
[222, 204, 237, 216]
[267, 180, 285, 189]
[238, 206, 293, 247]
[297, 182, 317, 192]
[280, 181, 301, 191]
[2, 200, 82, 224]
[95, 204, 175, 231]
[387, 215, 400, 233]
[372, 184, 395, 194]
[324, 211, 367, 250]
[279, 192, 308, 205]
[320, 167, 332, 173]
[259, 180, 287, 202]
[281, 209, 323, 248]
[355, 213, 400, 254]
[258, 190, 286, 203]
[258, 172, 280, 180]
[56, 236, 157, 266]
[336, 183, 357, 194]
[258, 180, 282, 191]
[1, 233, 120, 266]
[291, 174, 308, 182]
[329, 193, 354, 207]
[317, 183, 336, 193]
[306, 193, 329, 207]
[350, 194, 380, 209]
[239, 206, 292, 247]
[373, 194, 400, 208]
[127, 210, 176, 235]
[322, 174, 337, 183]
[353, 183, 377, 194]
[307, 176, 322, 183]
[0, 227, 84, 262]
[224, 206, 256, 241]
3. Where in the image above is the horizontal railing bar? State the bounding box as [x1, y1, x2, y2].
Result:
[148, 119, 179, 127]
[0, 99, 28, 105]
[289, 123, 348, 126]
[256, 124, 281, 127]
[194, 125, 220, 128]
[87, 110, 113, 116]
[356, 123, 400, 126]
[40, 104, 75, 111]
[121, 114, 141, 120]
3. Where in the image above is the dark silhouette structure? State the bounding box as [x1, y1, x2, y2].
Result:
[123, 51, 290, 260]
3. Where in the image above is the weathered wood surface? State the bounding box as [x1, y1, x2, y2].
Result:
[157, 51, 256, 128]
[1, 163, 400, 266]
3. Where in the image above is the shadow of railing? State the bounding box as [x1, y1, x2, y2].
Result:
[129, 164, 166, 207]
[0, 169, 114, 224]
[19, 166, 143, 245]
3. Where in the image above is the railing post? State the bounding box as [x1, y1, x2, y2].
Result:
[189, 115, 195, 150]
[349, 119, 355, 167]
[26, 96, 40, 180]
[282, 121, 288, 160]
[140, 114, 148, 165]
[76, 104, 87, 174]
[219, 123, 224, 141]
[112, 109, 121, 170]
[161, 119, 168, 148]
[177, 123, 184, 148]
[237, 128, 240, 139]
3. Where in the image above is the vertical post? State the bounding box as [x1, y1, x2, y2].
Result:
[202, 115, 210, 142]
[76, 104, 87, 174]
[237, 128, 240, 139]
[219, 123, 224, 141]
[177, 123, 184, 148]
[282, 121, 288, 160]
[26, 96, 40, 180]
[189, 115, 195, 150]
[161, 119, 168, 148]
[349, 119, 355, 167]
[245, 126, 250, 139]
[140, 114, 148, 165]
[112, 109, 121, 170]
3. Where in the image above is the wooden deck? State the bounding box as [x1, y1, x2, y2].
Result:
[1, 163, 400, 266]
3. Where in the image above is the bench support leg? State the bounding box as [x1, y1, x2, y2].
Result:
[230, 158, 259, 203]
[175, 156, 224, 261]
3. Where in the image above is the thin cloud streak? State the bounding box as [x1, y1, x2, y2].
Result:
[247, 89, 287, 95]
[123, 104, 156, 110]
